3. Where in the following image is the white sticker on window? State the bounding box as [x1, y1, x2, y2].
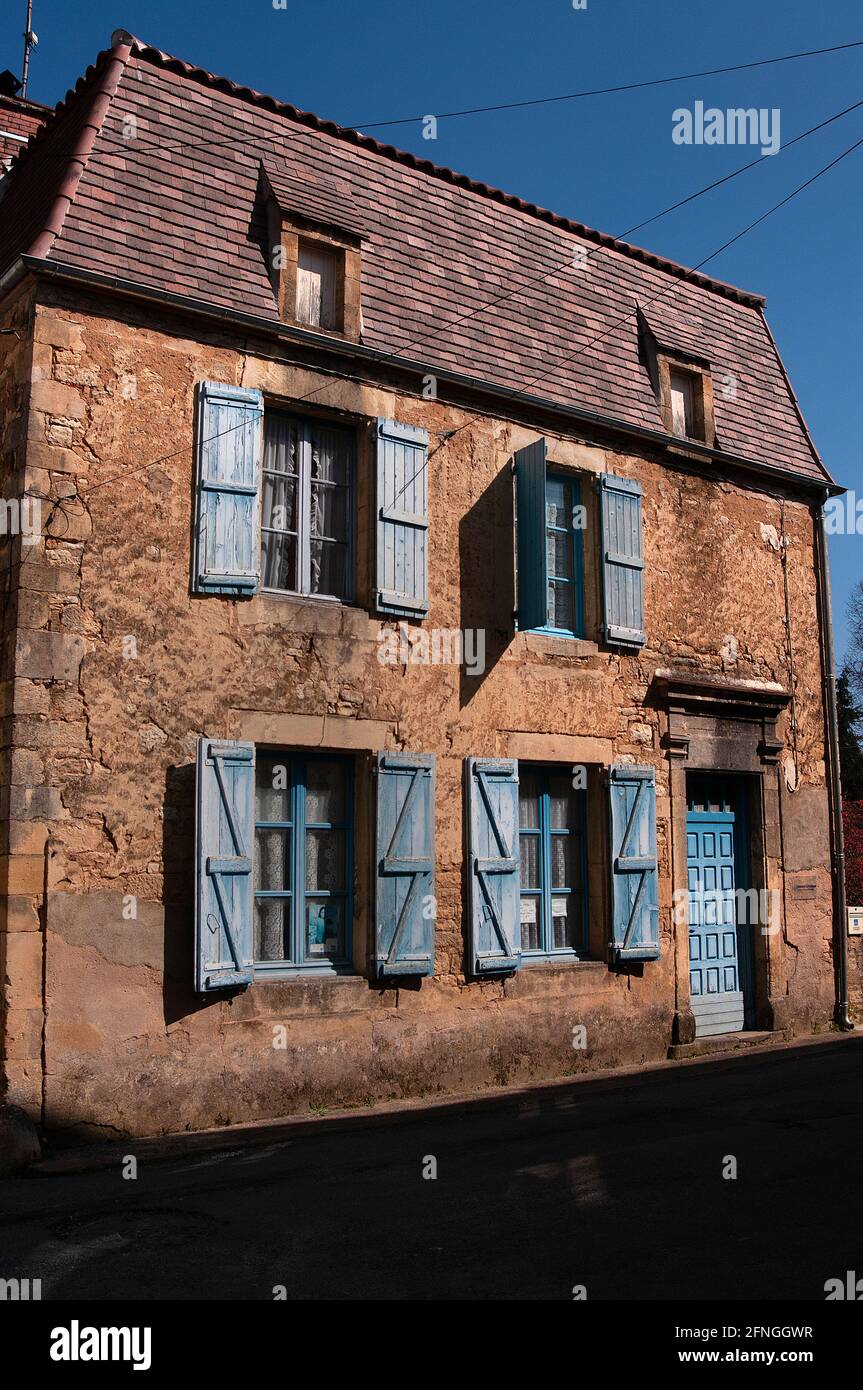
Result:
[520, 898, 537, 924]
[551, 896, 569, 918]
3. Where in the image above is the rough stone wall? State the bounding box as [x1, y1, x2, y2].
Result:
[1, 291, 845, 1138]
[0, 281, 42, 1115]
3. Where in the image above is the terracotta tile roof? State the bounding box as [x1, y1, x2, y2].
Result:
[0, 32, 830, 486]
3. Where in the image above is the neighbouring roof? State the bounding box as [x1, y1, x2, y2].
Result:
[0, 91, 51, 168]
[0, 32, 831, 486]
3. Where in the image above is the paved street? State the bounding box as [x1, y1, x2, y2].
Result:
[0, 1035, 861, 1301]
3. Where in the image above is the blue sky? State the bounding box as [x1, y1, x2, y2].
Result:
[4, 0, 861, 663]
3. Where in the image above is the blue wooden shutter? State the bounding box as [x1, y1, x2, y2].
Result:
[466, 758, 521, 974]
[515, 439, 547, 631]
[599, 474, 645, 646]
[375, 752, 435, 976]
[608, 765, 659, 962]
[375, 419, 429, 617]
[195, 738, 255, 991]
[193, 382, 263, 596]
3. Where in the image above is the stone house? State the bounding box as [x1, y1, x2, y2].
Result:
[0, 31, 856, 1139]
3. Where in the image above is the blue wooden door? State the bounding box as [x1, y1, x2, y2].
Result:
[686, 780, 753, 1037]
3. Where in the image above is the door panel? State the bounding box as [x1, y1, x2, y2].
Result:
[686, 781, 750, 1037]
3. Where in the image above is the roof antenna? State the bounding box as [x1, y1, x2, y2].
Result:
[21, 0, 38, 100]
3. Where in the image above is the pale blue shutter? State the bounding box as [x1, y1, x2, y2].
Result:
[515, 439, 547, 631]
[375, 752, 435, 976]
[599, 474, 645, 646]
[608, 765, 659, 962]
[193, 382, 263, 596]
[375, 419, 429, 617]
[195, 738, 255, 991]
[466, 758, 521, 974]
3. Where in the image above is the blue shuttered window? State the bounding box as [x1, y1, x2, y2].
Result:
[375, 753, 435, 977]
[254, 752, 353, 975]
[599, 474, 645, 647]
[518, 766, 588, 959]
[375, 419, 429, 617]
[515, 441, 584, 636]
[515, 439, 547, 632]
[466, 758, 521, 974]
[608, 765, 660, 962]
[545, 473, 584, 636]
[193, 382, 263, 596]
[195, 738, 255, 991]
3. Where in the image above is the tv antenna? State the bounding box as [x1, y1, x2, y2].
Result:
[21, 1, 38, 99]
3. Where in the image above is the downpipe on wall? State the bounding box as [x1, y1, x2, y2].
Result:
[815, 496, 854, 1029]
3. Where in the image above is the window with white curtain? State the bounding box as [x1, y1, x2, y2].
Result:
[261, 411, 354, 600]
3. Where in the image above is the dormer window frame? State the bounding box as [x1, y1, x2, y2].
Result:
[263, 187, 363, 341]
[656, 353, 716, 447]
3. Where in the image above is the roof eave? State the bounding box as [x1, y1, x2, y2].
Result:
[19, 253, 842, 497]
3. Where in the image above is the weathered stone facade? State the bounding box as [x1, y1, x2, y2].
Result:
[0, 279, 855, 1140]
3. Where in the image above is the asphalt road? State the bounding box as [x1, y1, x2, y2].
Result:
[0, 1035, 861, 1301]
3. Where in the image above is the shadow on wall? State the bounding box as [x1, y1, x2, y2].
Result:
[163, 759, 214, 1026]
[458, 462, 514, 708]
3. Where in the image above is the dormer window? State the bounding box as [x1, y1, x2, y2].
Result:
[637, 307, 717, 448]
[258, 160, 365, 341]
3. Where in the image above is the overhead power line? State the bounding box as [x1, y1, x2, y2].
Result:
[379, 96, 863, 362]
[347, 38, 863, 130]
[426, 129, 863, 453]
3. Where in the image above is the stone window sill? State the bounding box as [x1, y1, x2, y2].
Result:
[519, 958, 606, 973]
[238, 590, 374, 637]
[522, 631, 599, 659]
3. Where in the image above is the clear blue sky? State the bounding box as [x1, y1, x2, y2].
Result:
[4, 0, 861, 663]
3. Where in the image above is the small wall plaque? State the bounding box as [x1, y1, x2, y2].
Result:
[792, 880, 817, 900]
[848, 907, 863, 937]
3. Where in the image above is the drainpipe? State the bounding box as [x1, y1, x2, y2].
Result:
[815, 498, 854, 1029]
